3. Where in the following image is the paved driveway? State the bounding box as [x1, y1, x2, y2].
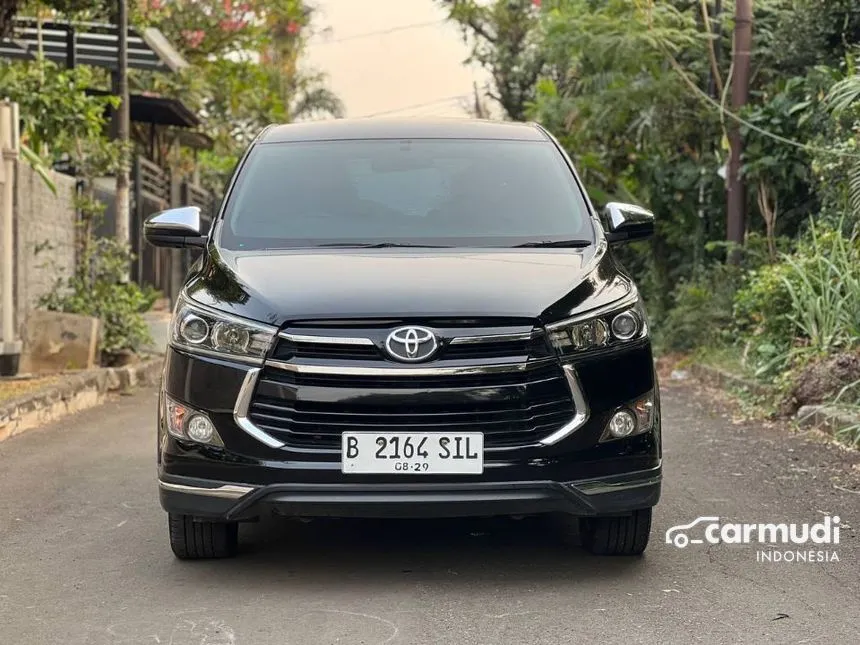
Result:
[0, 382, 858, 644]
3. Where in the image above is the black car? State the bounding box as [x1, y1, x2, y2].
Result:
[146, 118, 661, 559]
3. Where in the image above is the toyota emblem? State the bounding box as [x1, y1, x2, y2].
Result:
[385, 326, 439, 362]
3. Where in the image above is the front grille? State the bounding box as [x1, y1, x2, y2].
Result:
[250, 320, 574, 451]
[271, 337, 547, 362]
[274, 340, 380, 361]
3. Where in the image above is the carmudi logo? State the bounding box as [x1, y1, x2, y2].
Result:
[665, 515, 841, 563]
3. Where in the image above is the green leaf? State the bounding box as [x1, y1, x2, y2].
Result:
[20, 143, 57, 195]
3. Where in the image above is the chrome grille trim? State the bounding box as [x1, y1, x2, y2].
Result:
[278, 332, 375, 345]
[277, 329, 537, 347]
[448, 331, 535, 345]
[538, 364, 590, 445]
[233, 327, 588, 451]
[265, 358, 555, 376]
[234, 367, 285, 448]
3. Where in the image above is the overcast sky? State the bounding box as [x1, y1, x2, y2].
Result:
[305, 0, 490, 119]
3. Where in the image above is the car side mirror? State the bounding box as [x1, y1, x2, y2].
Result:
[144, 206, 207, 248]
[603, 202, 655, 244]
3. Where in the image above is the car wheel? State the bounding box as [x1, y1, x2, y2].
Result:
[168, 513, 239, 559]
[579, 508, 652, 556]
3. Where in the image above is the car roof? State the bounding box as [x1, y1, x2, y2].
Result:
[258, 118, 548, 144]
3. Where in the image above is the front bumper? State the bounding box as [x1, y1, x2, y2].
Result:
[159, 465, 662, 520]
[158, 339, 662, 519]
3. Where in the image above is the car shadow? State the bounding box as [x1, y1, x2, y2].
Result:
[171, 514, 652, 587]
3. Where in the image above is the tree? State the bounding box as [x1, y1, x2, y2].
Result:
[725, 0, 753, 264]
[137, 0, 342, 192]
[527, 0, 715, 314]
[438, 0, 544, 121]
[0, 0, 19, 37]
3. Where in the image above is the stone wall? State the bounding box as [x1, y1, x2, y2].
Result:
[11, 161, 78, 332]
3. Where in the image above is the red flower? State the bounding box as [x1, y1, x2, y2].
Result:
[182, 29, 205, 49]
[532, 0, 542, 7]
[286, 20, 300, 35]
[220, 18, 246, 32]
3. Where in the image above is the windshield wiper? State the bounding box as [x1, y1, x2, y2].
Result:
[511, 239, 592, 248]
[316, 242, 452, 248]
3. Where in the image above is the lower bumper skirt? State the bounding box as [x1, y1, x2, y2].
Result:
[159, 466, 661, 520]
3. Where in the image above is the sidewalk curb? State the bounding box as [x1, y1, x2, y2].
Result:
[689, 363, 859, 441]
[688, 363, 774, 397]
[0, 357, 163, 444]
[796, 404, 860, 438]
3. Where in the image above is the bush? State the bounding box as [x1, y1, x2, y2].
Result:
[733, 260, 798, 347]
[734, 219, 860, 356]
[39, 237, 156, 358]
[656, 264, 741, 352]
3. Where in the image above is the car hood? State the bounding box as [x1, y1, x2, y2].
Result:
[186, 246, 633, 327]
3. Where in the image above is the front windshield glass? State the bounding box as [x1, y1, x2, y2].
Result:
[218, 138, 594, 250]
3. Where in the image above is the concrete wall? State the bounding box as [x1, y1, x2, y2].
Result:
[11, 161, 78, 332]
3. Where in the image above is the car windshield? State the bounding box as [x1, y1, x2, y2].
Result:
[218, 138, 594, 250]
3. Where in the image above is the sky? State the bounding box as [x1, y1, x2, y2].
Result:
[304, 0, 490, 119]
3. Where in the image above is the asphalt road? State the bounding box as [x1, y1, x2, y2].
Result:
[1, 381, 858, 645]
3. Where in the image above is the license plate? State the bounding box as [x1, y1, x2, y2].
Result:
[341, 432, 484, 475]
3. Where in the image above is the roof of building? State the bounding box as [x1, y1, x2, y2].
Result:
[0, 19, 188, 72]
[86, 90, 200, 128]
[258, 118, 548, 144]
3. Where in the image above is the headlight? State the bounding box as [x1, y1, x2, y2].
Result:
[547, 296, 647, 356]
[170, 294, 277, 364]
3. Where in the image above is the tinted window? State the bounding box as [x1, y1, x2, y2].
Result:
[219, 138, 593, 249]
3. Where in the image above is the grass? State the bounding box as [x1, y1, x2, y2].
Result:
[689, 344, 771, 383]
[835, 422, 860, 448]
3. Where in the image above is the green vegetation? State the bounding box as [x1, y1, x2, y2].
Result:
[443, 0, 860, 442]
[1, 1, 340, 361]
[39, 237, 158, 357]
[135, 0, 343, 193]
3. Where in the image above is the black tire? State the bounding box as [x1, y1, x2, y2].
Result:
[579, 508, 652, 556]
[168, 513, 239, 559]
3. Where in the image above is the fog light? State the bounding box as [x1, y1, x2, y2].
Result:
[187, 414, 216, 443]
[611, 310, 640, 340]
[608, 409, 637, 438]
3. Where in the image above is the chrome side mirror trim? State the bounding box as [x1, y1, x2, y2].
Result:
[603, 202, 655, 244]
[144, 206, 206, 248]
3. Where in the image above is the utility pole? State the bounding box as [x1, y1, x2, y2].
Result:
[472, 82, 488, 119]
[726, 0, 753, 264]
[113, 0, 131, 256]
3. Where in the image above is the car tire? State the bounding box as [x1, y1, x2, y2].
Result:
[579, 508, 652, 556]
[168, 513, 239, 559]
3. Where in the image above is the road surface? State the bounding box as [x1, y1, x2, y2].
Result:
[1, 381, 858, 644]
